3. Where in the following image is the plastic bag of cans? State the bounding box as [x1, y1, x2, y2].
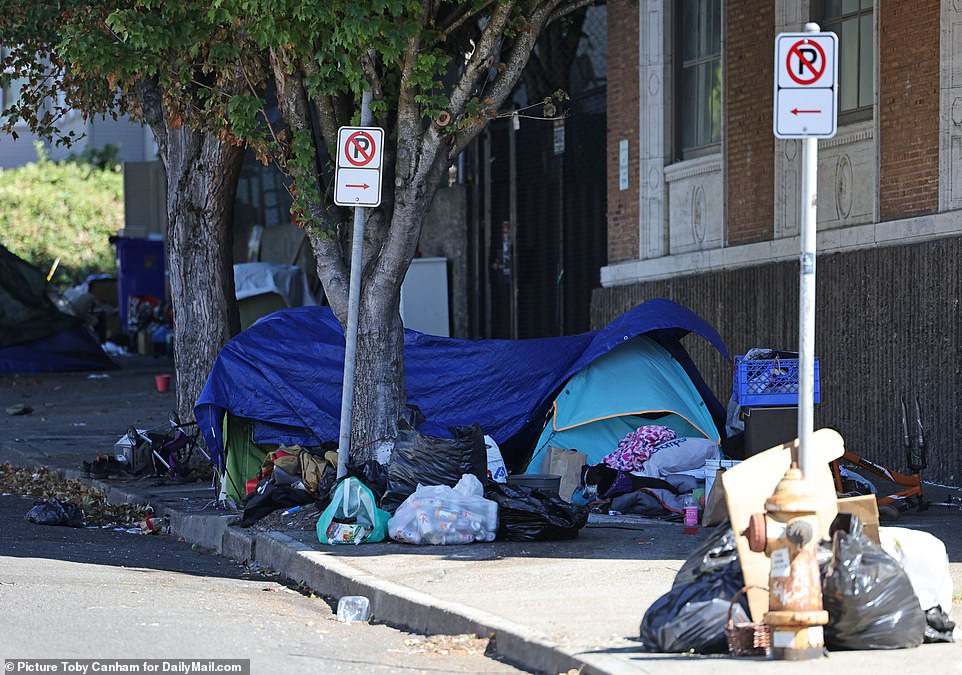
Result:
[388, 473, 498, 545]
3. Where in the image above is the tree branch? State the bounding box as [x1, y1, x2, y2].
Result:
[134, 77, 168, 154]
[446, 3, 555, 160]
[269, 46, 350, 318]
[548, 0, 599, 24]
[395, 0, 434, 181]
[445, 0, 515, 120]
[300, 58, 339, 159]
[434, 0, 495, 43]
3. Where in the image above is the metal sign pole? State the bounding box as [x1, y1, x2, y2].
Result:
[337, 90, 373, 479]
[797, 22, 820, 479]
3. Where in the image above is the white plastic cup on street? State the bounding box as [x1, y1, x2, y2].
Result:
[336, 595, 370, 623]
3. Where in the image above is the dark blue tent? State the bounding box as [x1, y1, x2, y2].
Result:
[195, 299, 729, 469]
[0, 245, 114, 374]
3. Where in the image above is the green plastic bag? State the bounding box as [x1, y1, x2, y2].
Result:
[317, 477, 391, 545]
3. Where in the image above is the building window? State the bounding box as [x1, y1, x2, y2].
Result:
[817, 0, 873, 122]
[677, 0, 722, 158]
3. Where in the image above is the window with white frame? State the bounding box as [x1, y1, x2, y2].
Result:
[677, 0, 722, 158]
[816, 0, 873, 122]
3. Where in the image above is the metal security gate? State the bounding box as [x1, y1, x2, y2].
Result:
[466, 5, 608, 339]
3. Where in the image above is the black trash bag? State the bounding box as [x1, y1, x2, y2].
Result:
[640, 560, 747, 653]
[483, 480, 588, 541]
[240, 475, 314, 527]
[381, 421, 486, 512]
[672, 522, 738, 588]
[923, 606, 956, 643]
[822, 527, 927, 650]
[25, 498, 84, 528]
[346, 459, 389, 505]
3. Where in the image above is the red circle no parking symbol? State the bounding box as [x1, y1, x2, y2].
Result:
[786, 39, 826, 86]
[344, 131, 377, 167]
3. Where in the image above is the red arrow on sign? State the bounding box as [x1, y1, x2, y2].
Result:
[791, 108, 821, 115]
[345, 183, 370, 189]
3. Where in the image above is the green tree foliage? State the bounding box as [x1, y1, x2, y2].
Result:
[0, 144, 124, 285]
[1, 0, 596, 453]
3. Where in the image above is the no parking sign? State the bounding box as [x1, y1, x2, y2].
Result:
[334, 126, 384, 207]
[773, 32, 838, 139]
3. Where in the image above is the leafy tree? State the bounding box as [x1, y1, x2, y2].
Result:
[3, 0, 596, 462]
[227, 0, 597, 460]
[0, 1, 251, 421]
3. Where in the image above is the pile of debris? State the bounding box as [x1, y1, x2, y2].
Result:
[0, 463, 152, 528]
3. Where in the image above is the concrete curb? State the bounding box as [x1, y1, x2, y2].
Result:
[7, 459, 632, 674]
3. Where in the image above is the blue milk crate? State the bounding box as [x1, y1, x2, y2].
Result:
[732, 356, 821, 407]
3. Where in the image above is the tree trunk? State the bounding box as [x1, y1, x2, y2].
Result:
[350, 300, 406, 462]
[160, 127, 244, 422]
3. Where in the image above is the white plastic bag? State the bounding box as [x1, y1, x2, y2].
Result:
[879, 526, 954, 612]
[388, 473, 498, 545]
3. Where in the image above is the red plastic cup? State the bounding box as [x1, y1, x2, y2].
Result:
[155, 373, 172, 393]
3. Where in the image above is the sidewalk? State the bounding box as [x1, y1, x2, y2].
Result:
[2, 363, 960, 674]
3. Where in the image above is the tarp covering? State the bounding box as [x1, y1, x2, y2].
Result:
[0, 244, 79, 347]
[526, 335, 719, 471]
[195, 299, 729, 469]
[233, 262, 318, 306]
[0, 325, 115, 374]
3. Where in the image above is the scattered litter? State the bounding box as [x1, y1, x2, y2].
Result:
[86, 373, 111, 379]
[71, 422, 87, 427]
[401, 634, 490, 657]
[0, 463, 151, 527]
[5, 404, 32, 416]
[102, 342, 129, 356]
[135, 514, 169, 535]
[336, 596, 370, 623]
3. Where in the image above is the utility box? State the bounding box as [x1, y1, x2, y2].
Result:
[742, 405, 799, 457]
[400, 257, 450, 336]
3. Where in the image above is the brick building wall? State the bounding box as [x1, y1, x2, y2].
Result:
[592, 236, 962, 486]
[725, 0, 775, 244]
[879, 0, 940, 220]
[606, 0, 640, 262]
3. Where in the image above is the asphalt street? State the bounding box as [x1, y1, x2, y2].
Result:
[0, 495, 523, 675]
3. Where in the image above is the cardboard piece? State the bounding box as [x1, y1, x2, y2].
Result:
[542, 447, 587, 502]
[701, 469, 728, 527]
[721, 428, 845, 622]
[836, 494, 881, 544]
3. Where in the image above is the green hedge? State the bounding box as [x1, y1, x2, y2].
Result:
[0, 145, 124, 285]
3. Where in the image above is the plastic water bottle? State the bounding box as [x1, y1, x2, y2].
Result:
[336, 596, 370, 623]
[683, 493, 699, 535]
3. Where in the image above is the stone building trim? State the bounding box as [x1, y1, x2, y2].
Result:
[601, 208, 962, 285]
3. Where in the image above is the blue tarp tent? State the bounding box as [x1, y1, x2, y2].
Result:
[195, 298, 729, 470]
[526, 334, 721, 472]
